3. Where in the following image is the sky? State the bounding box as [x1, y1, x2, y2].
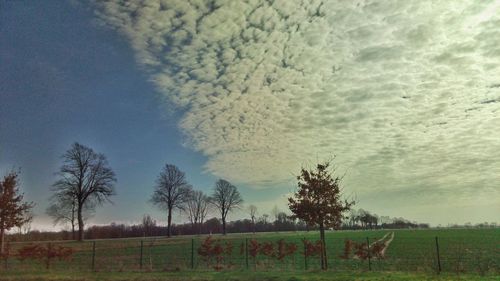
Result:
[1, 0, 499, 230]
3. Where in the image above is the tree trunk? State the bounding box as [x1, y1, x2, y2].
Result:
[0, 227, 5, 255]
[167, 207, 172, 238]
[71, 202, 76, 240]
[222, 217, 226, 235]
[77, 205, 84, 241]
[319, 222, 328, 270]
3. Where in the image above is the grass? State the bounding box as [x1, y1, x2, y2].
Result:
[0, 271, 499, 281]
[3, 228, 499, 274]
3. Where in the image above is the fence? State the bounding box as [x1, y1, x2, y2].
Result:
[1, 233, 498, 274]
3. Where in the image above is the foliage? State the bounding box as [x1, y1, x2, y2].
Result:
[16, 244, 74, 266]
[288, 161, 353, 230]
[288, 160, 354, 270]
[197, 236, 234, 271]
[0, 171, 34, 254]
[302, 239, 323, 257]
[247, 239, 298, 269]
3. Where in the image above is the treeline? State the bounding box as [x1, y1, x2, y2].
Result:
[343, 209, 430, 230]
[9, 209, 431, 242]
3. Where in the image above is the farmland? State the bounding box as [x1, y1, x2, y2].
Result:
[1, 228, 498, 277]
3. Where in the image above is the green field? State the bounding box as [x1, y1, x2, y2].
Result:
[2, 228, 499, 276]
[1, 271, 499, 281]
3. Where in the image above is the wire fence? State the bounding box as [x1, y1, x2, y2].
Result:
[1, 233, 499, 274]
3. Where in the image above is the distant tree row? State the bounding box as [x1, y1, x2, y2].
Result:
[45, 142, 244, 241]
[344, 209, 430, 230]
[150, 163, 243, 237]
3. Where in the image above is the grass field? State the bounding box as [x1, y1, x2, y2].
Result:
[1, 271, 499, 281]
[2, 228, 499, 276]
[1, 271, 500, 281]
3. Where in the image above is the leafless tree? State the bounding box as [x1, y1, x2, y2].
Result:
[52, 142, 116, 241]
[46, 193, 94, 240]
[248, 205, 257, 233]
[141, 214, 156, 237]
[271, 205, 280, 222]
[151, 164, 192, 237]
[210, 179, 243, 235]
[186, 190, 210, 234]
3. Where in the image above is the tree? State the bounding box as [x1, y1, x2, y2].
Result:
[46, 192, 94, 240]
[271, 205, 280, 222]
[52, 142, 116, 241]
[210, 179, 243, 235]
[248, 205, 257, 233]
[186, 190, 210, 234]
[151, 164, 192, 238]
[288, 161, 354, 270]
[0, 171, 34, 254]
[141, 214, 156, 237]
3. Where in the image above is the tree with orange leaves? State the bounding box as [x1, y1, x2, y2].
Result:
[288, 161, 354, 270]
[0, 171, 34, 255]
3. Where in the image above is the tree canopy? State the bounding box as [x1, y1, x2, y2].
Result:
[0, 171, 34, 254]
[151, 164, 192, 237]
[211, 179, 243, 235]
[52, 142, 116, 241]
[288, 161, 354, 270]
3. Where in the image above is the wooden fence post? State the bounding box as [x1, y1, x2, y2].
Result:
[366, 237, 371, 271]
[191, 238, 195, 269]
[303, 238, 308, 271]
[435, 236, 441, 274]
[140, 240, 143, 270]
[91, 241, 96, 271]
[245, 238, 249, 270]
[46, 242, 51, 270]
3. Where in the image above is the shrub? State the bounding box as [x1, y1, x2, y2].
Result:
[197, 236, 233, 271]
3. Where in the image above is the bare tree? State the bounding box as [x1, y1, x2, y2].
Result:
[141, 214, 156, 237]
[210, 179, 243, 235]
[0, 171, 34, 254]
[18, 209, 34, 235]
[52, 142, 116, 241]
[186, 190, 210, 234]
[151, 164, 192, 238]
[248, 205, 257, 233]
[46, 193, 94, 240]
[271, 205, 280, 223]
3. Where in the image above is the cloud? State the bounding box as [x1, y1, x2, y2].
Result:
[92, 0, 500, 209]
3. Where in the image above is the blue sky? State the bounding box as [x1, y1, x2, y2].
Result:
[0, 1, 290, 229]
[1, 1, 500, 229]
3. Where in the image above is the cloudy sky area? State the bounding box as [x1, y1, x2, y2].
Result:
[1, 0, 499, 229]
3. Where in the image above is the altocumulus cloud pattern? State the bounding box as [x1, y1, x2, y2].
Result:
[92, 1, 500, 207]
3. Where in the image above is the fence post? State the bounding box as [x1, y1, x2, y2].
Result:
[191, 238, 194, 269]
[3, 242, 9, 270]
[366, 237, 371, 271]
[46, 242, 51, 270]
[140, 240, 143, 270]
[435, 236, 441, 274]
[245, 238, 249, 270]
[303, 238, 308, 271]
[91, 241, 96, 271]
